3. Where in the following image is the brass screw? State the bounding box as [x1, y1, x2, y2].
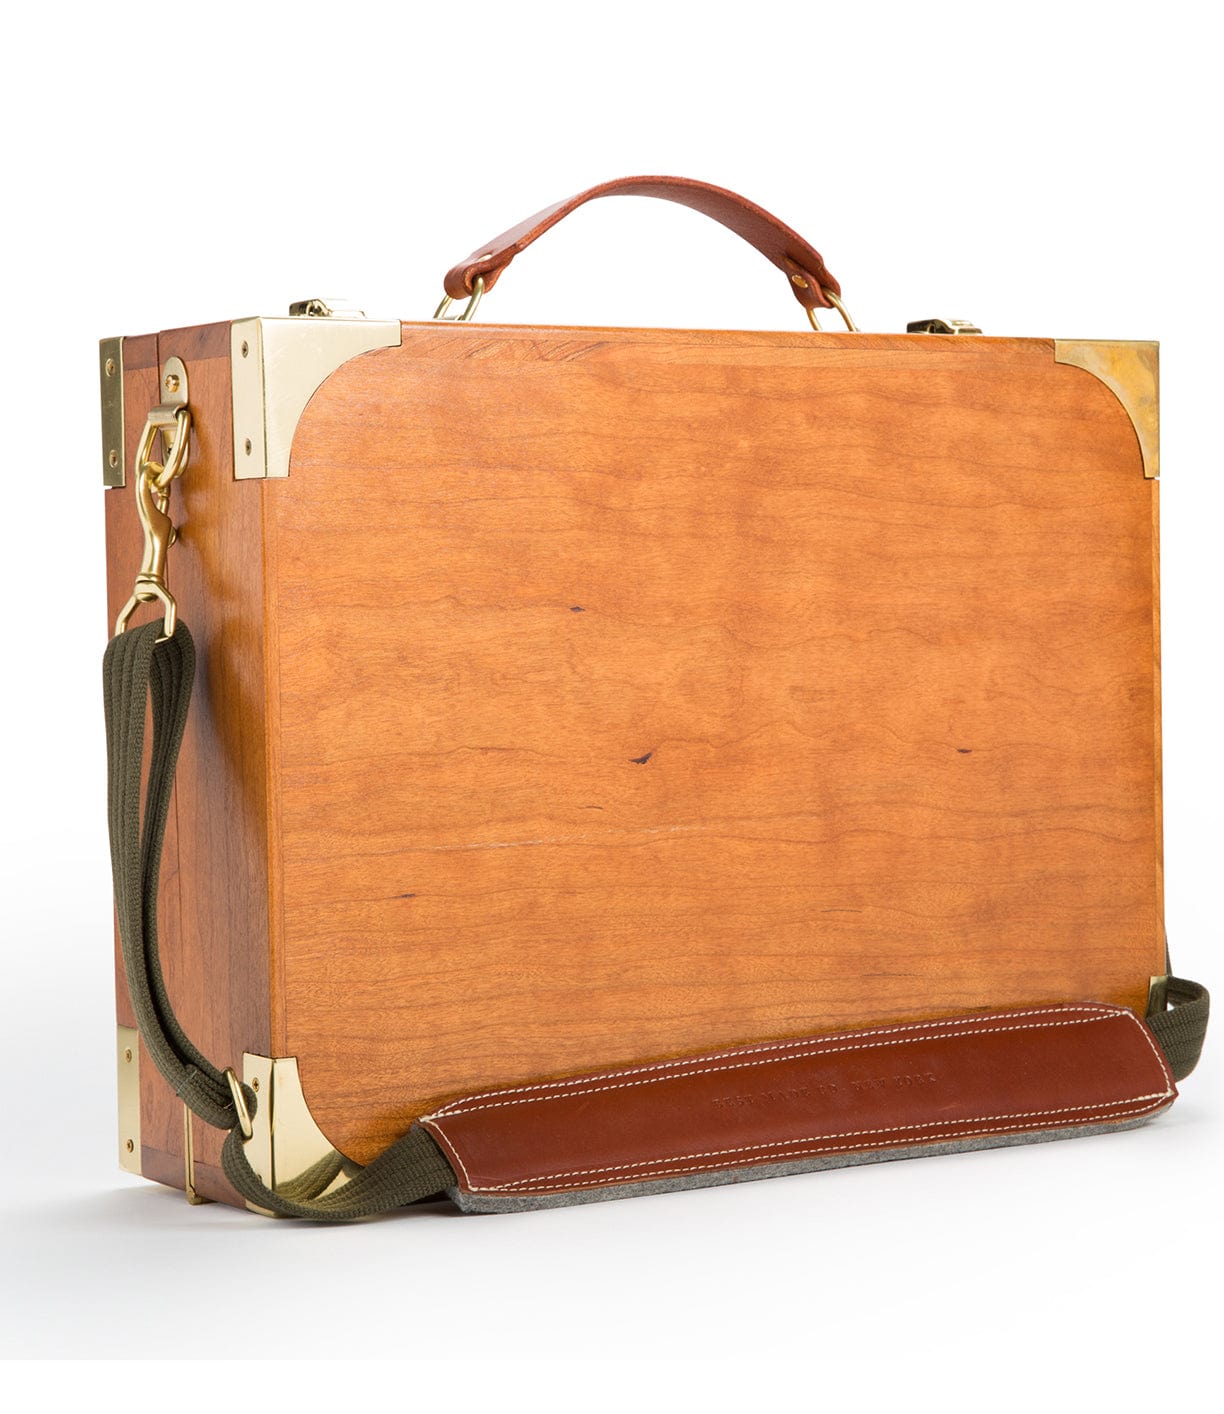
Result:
[244, 438, 252, 455]
[241, 340, 249, 358]
[791, 273, 809, 289]
[124, 1048, 133, 1063]
[251, 1077, 260, 1092]
[105, 358, 117, 377]
[109, 450, 120, 470]
[164, 372, 180, 394]
[125, 1139, 135, 1153]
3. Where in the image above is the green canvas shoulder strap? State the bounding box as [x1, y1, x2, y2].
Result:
[105, 620, 454, 1220]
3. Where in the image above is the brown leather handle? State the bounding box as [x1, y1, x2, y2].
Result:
[443, 175, 841, 312]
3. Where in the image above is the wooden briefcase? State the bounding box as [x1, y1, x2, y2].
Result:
[101, 176, 1207, 1219]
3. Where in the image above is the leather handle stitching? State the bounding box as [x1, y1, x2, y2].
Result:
[461, 1094, 1173, 1194]
[426, 1003, 1125, 1116]
[426, 1008, 1141, 1121]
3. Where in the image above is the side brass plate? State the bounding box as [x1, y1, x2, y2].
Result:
[100, 336, 125, 488]
[230, 317, 402, 479]
[117, 1026, 140, 1175]
[1054, 340, 1159, 479]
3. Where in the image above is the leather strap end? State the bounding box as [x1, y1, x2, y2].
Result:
[443, 252, 510, 300]
[422, 1003, 1175, 1207]
[782, 259, 837, 309]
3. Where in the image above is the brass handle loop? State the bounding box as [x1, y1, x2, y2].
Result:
[807, 289, 859, 332]
[433, 275, 486, 323]
[429, 269, 858, 331]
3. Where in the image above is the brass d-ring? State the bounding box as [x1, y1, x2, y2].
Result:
[225, 1068, 254, 1140]
[433, 275, 486, 323]
[807, 289, 859, 333]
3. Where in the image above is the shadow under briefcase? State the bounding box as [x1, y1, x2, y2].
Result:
[101, 175, 1207, 1219]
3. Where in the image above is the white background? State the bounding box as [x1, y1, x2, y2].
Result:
[1, 0, 1219, 1402]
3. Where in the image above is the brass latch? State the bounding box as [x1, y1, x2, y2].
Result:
[288, 298, 368, 318]
[907, 318, 983, 334]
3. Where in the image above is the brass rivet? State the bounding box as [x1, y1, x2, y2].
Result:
[125, 1139, 135, 1153]
[244, 438, 253, 456]
[109, 449, 120, 469]
[791, 273, 809, 289]
[251, 1077, 260, 1092]
[124, 1048, 133, 1063]
[241, 340, 249, 358]
[105, 358, 117, 377]
[164, 372, 180, 393]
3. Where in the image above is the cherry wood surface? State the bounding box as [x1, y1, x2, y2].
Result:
[266, 324, 1164, 1163]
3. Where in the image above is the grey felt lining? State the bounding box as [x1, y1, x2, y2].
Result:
[448, 1108, 1171, 1214]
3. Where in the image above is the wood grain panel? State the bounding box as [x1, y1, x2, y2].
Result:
[105, 323, 271, 1204]
[271, 325, 1164, 1163]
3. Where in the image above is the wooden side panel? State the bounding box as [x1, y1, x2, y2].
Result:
[270, 325, 1164, 1164]
[105, 322, 271, 1204]
[1151, 485, 1166, 959]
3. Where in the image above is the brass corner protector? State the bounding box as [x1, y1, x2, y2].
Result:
[231, 316, 402, 480]
[100, 337, 125, 488]
[117, 1025, 141, 1174]
[1054, 340, 1159, 479]
[241, 1052, 358, 1216]
[1148, 974, 1170, 1016]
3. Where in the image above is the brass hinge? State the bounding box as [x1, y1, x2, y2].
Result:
[100, 337, 125, 487]
[117, 1026, 141, 1174]
[183, 1106, 211, 1204]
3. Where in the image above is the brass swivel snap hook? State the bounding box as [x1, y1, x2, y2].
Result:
[115, 358, 192, 639]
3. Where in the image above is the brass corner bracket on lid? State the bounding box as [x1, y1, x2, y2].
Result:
[230, 309, 401, 479]
[1054, 340, 1159, 479]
